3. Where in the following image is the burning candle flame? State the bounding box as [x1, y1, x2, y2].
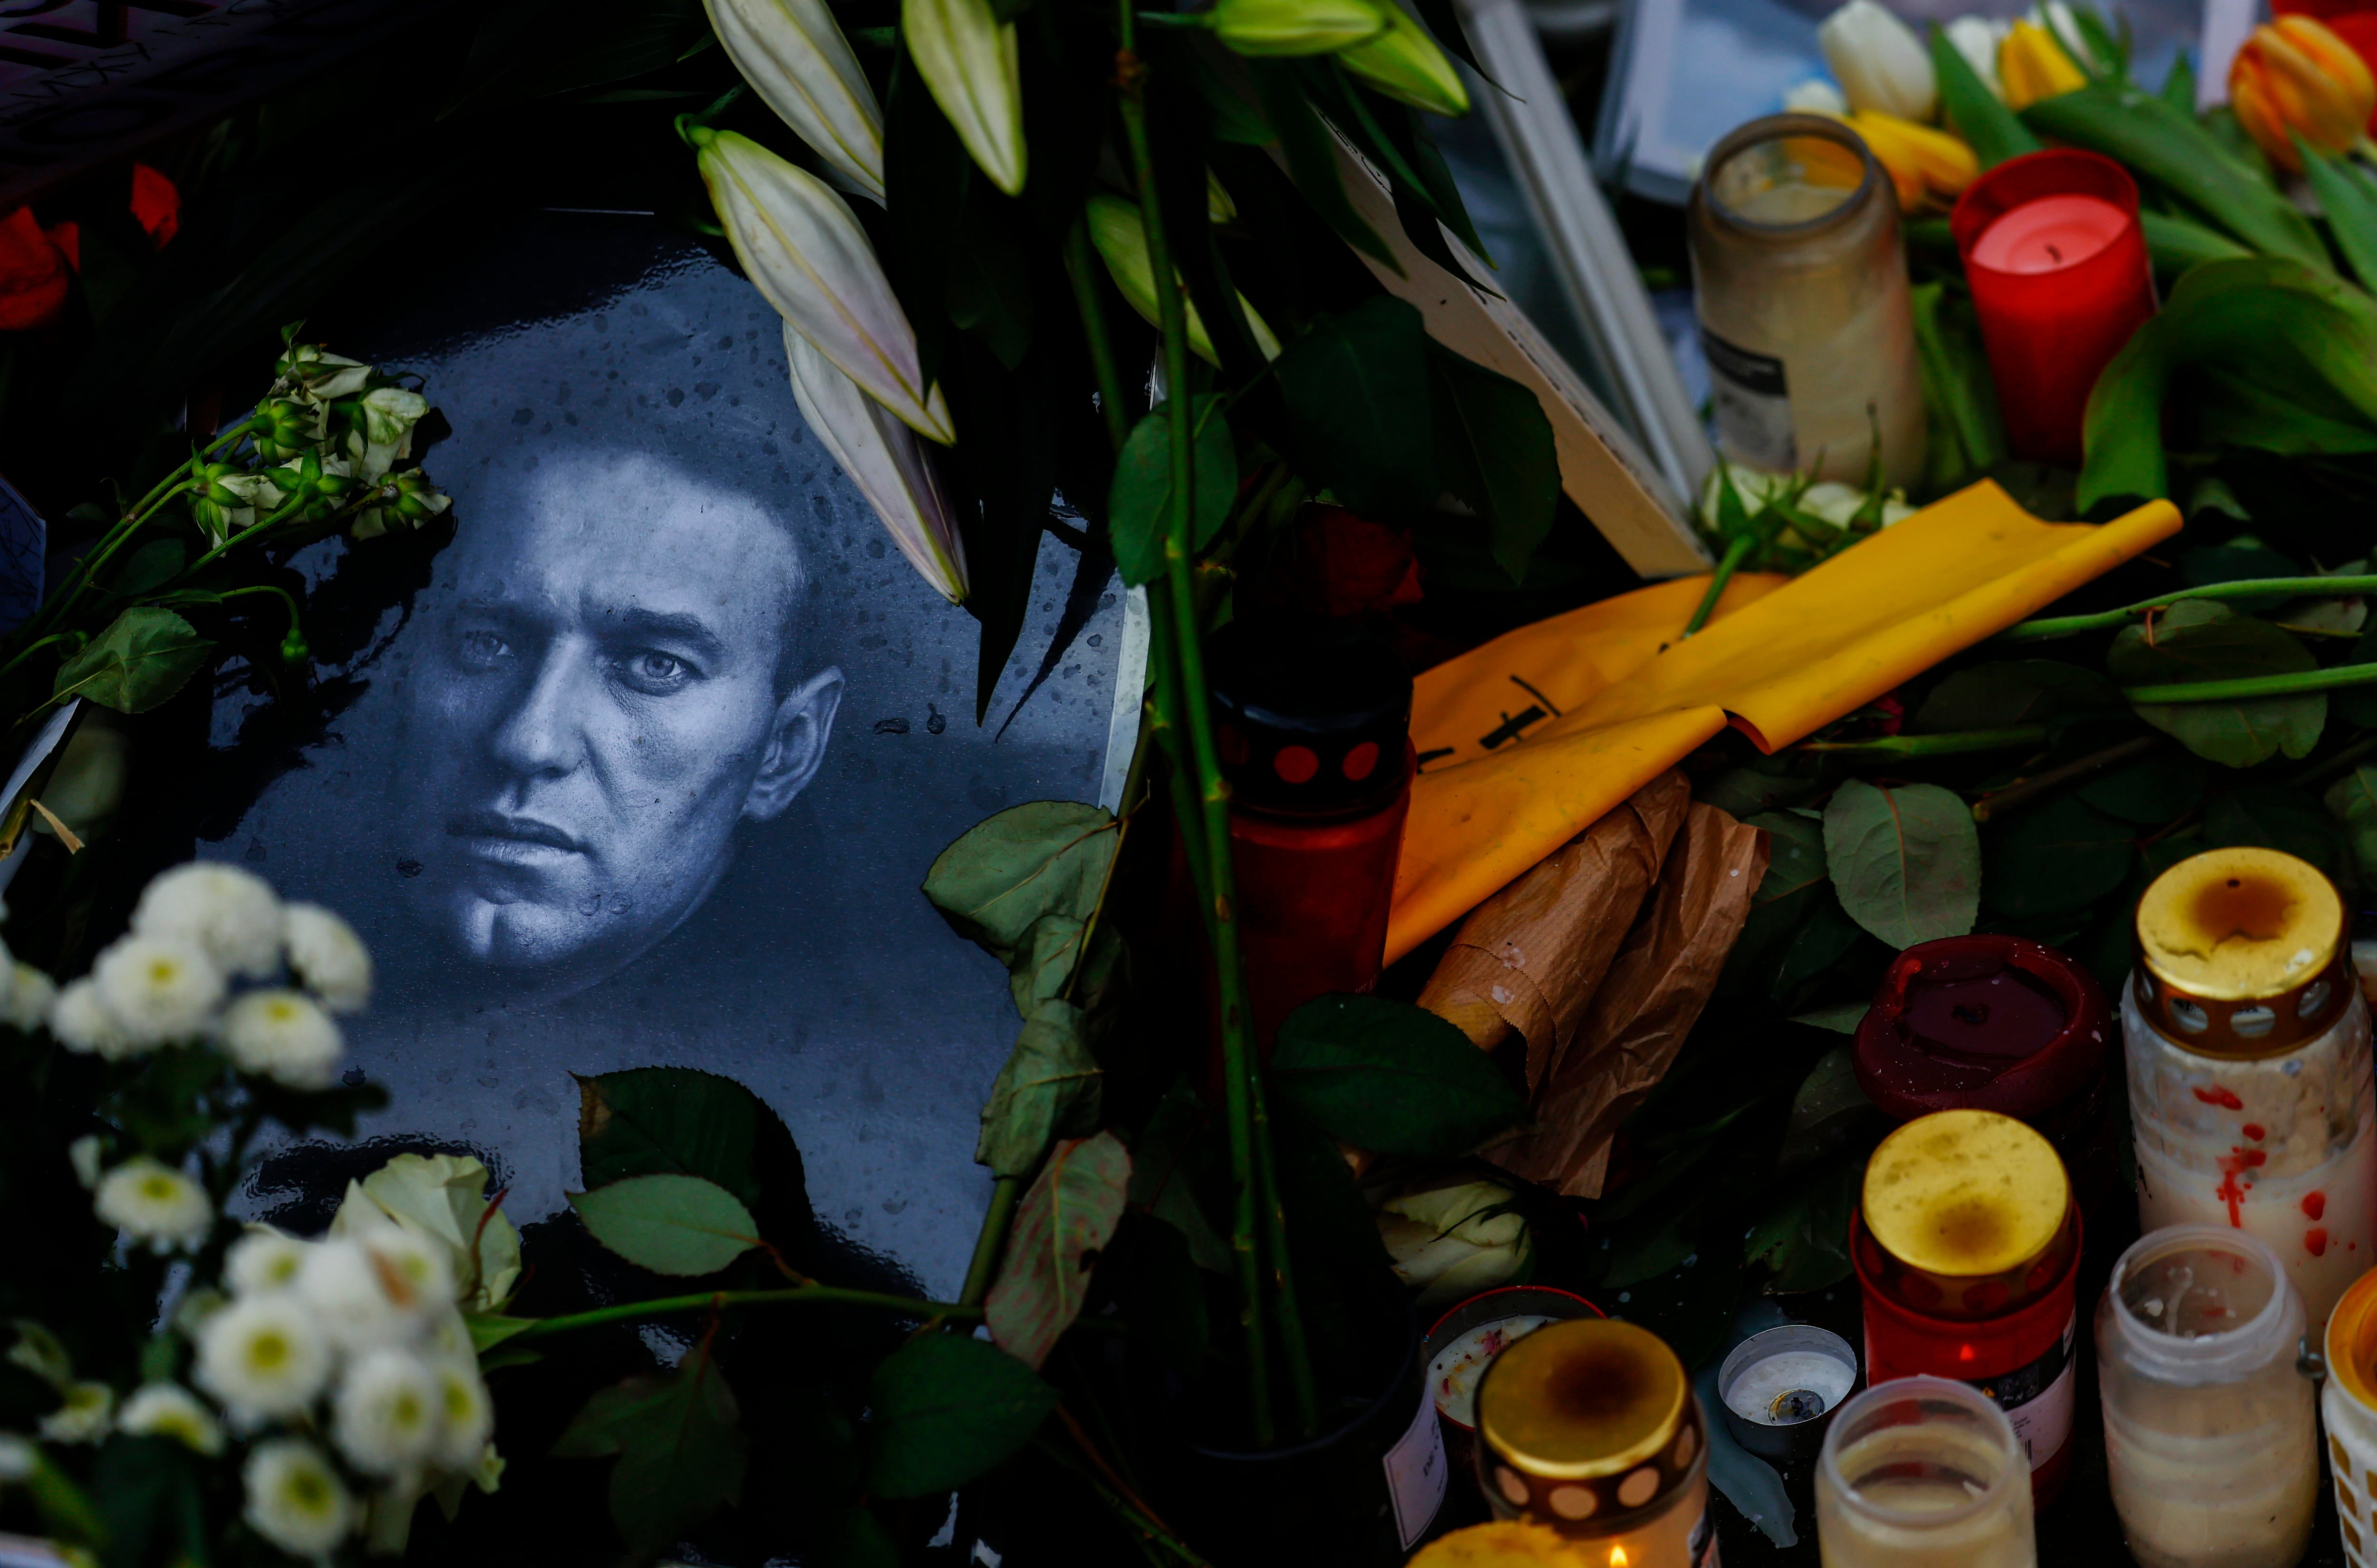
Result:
[1609, 1550, 1628, 1568]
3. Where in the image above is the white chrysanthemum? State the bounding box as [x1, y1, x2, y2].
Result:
[242, 1439, 353, 1561]
[218, 990, 341, 1089]
[132, 861, 283, 980]
[225, 1227, 309, 1297]
[282, 903, 371, 1014]
[0, 959, 56, 1031]
[356, 1223, 453, 1314]
[49, 978, 135, 1059]
[331, 1347, 442, 1477]
[37, 1381, 111, 1444]
[194, 1295, 331, 1421]
[428, 1357, 493, 1472]
[118, 1384, 223, 1455]
[90, 935, 224, 1046]
[297, 1236, 425, 1351]
[94, 1159, 213, 1252]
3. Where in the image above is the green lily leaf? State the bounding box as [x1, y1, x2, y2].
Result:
[1274, 295, 1436, 522]
[568, 1174, 762, 1277]
[2107, 600, 2324, 766]
[2023, 85, 2327, 268]
[1822, 781, 1981, 949]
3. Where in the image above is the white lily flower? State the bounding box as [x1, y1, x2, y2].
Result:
[902, 0, 1026, 196]
[695, 128, 956, 444]
[1944, 14, 2009, 97]
[785, 325, 969, 606]
[706, 0, 885, 202]
[1818, 0, 1937, 121]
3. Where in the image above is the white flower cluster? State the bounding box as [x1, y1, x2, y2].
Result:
[44, 861, 370, 1085]
[192, 1217, 498, 1560]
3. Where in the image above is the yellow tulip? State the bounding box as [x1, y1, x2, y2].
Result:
[1848, 108, 1979, 213]
[1997, 19, 2086, 110]
[2230, 15, 2377, 174]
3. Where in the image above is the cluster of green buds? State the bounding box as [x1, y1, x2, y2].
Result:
[1207, 0, 1469, 116]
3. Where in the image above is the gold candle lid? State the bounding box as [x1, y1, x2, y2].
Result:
[2135, 847, 2347, 1056]
[1477, 1319, 1687, 1481]
[1863, 1109, 2068, 1278]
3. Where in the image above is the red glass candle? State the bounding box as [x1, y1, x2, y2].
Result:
[1207, 616, 1414, 1051]
[1854, 1110, 2084, 1509]
[1854, 934, 2112, 1164]
[1950, 149, 2157, 468]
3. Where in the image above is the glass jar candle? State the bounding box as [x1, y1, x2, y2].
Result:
[2095, 1225, 2317, 1568]
[1685, 113, 1926, 489]
[2323, 1266, 2377, 1566]
[2124, 847, 2375, 1331]
[1473, 1318, 1717, 1566]
[1816, 1376, 2036, 1568]
[1852, 1110, 2080, 1505]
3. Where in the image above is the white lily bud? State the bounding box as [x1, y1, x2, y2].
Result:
[902, 0, 1026, 197]
[1817, 0, 1937, 121]
[1944, 15, 2009, 98]
[695, 128, 955, 444]
[786, 325, 970, 606]
[705, 0, 886, 203]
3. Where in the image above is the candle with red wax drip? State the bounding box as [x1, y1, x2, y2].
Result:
[1951, 150, 2158, 468]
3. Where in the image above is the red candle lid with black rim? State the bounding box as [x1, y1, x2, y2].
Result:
[1853, 933, 2111, 1124]
[1209, 614, 1413, 821]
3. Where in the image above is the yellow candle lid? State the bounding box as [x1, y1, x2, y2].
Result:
[1862, 1109, 2069, 1278]
[2328, 1268, 2377, 1416]
[1475, 1318, 1687, 1481]
[2137, 847, 2341, 1003]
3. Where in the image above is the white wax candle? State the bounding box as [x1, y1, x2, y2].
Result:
[1725, 1349, 1856, 1426]
[1428, 1315, 1553, 1429]
[1817, 1380, 2036, 1568]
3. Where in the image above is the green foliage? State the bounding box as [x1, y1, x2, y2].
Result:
[1744, 1150, 1863, 1292]
[1930, 24, 2038, 166]
[1984, 794, 2136, 916]
[2327, 766, 2377, 882]
[1821, 780, 1981, 949]
[924, 802, 1118, 969]
[1270, 993, 1529, 1156]
[576, 1066, 802, 1220]
[1109, 399, 1237, 588]
[51, 608, 213, 715]
[1429, 343, 1560, 585]
[866, 1334, 1058, 1497]
[568, 1174, 762, 1276]
[2301, 141, 2377, 291]
[976, 998, 1103, 1177]
[2078, 749, 2205, 822]
[984, 1131, 1131, 1369]
[552, 1352, 748, 1558]
[2109, 600, 2325, 765]
[1913, 660, 2119, 730]
[1273, 296, 1436, 521]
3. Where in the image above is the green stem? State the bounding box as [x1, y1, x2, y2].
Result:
[1999, 576, 2377, 642]
[1796, 725, 2048, 757]
[183, 489, 314, 577]
[2121, 662, 2377, 704]
[0, 632, 79, 683]
[958, 1175, 1026, 1307]
[1066, 216, 1133, 457]
[1681, 534, 1755, 639]
[506, 1286, 980, 1344]
[1117, 26, 1274, 1448]
[1970, 735, 2158, 823]
[1246, 1066, 1318, 1440]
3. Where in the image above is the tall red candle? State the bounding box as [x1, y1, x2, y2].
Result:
[1951, 149, 2157, 468]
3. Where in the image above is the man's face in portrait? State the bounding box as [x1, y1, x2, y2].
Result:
[393, 450, 843, 996]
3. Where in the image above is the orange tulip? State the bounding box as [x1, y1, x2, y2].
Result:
[2229, 15, 2377, 173]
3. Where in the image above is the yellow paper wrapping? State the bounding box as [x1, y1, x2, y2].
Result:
[1389, 481, 2183, 961]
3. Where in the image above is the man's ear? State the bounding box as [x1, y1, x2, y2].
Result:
[744, 666, 844, 822]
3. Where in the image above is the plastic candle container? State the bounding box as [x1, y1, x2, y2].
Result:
[2322, 1267, 2377, 1566]
[2095, 1225, 2317, 1568]
[1851, 1110, 2081, 1506]
[1950, 148, 2156, 466]
[2123, 847, 2375, 1332]
[1685, 113, 1926, 488]
[1816, 1376, 2036, 1568]
[1473, 1319, 1717, 1565]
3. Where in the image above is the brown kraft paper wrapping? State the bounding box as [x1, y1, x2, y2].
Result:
[1415, 770, 1691, 1094]
[1491, 801, 1770, 1198]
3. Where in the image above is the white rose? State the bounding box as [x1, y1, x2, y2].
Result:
[217, 990, 342, 1089]
[195, 1295, 332, 1421]
[90, 935, 224, 1046]
[298, 1235, 435, 1352]
[94, 1159, 213, 1252]
[242, 1439, 354, 1560]
[132, 861, 283, 980]
[282, 902, 371, 1014]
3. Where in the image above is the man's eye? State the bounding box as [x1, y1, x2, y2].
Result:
[456, 629, 510, 668]
[616, 651, 693, 691]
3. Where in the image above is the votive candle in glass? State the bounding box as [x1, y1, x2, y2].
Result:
[2124, 847, 2376, 1332]
[1852, 1109, 2082, 1505]
[2095, 1224, 2317, 1568]
[1686, 114, 1926, 489]
[2321, 1265, 2377, 1566]
[1949, 148, 2156, 467]
[1473, 1318, 1717, 1565]
[1816, 1375, 2036, 1568]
